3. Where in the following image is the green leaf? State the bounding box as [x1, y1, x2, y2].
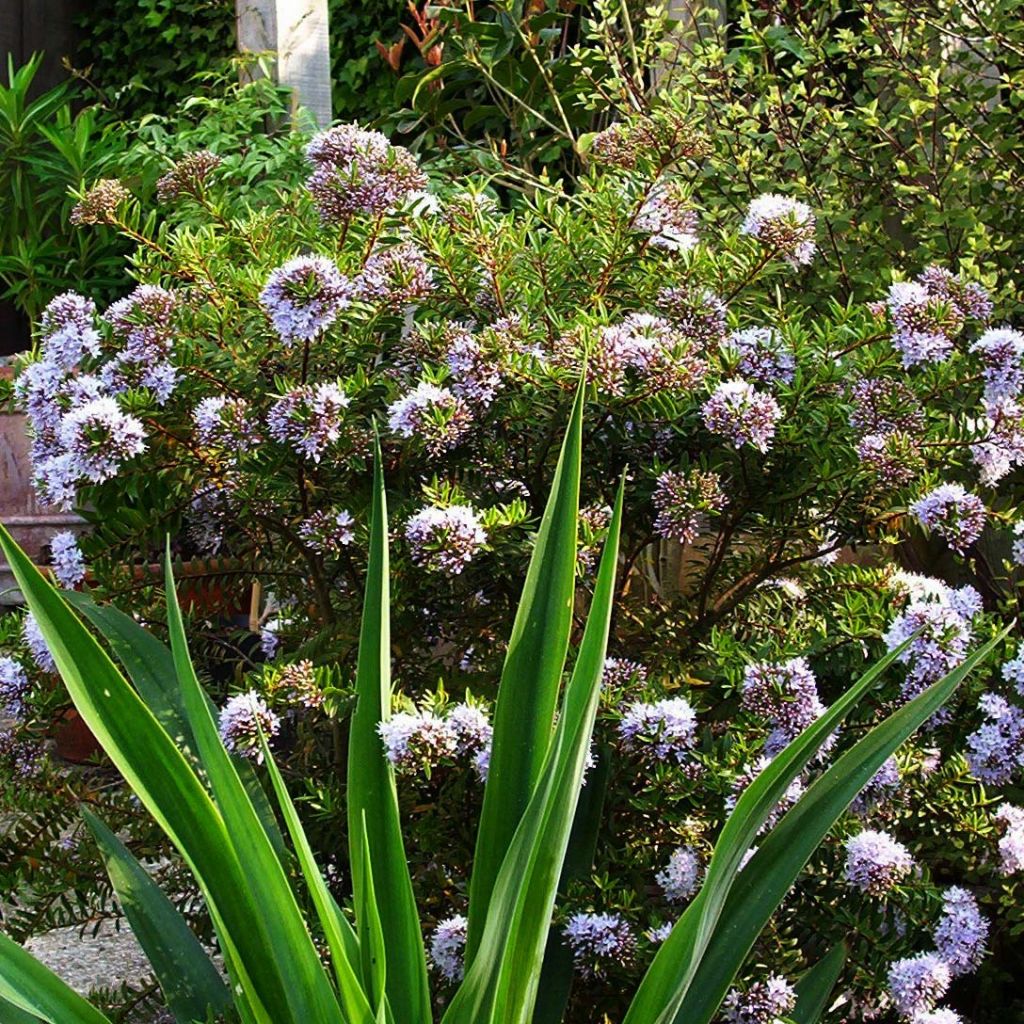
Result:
[80, 807, 231, 1024]
[0, 995, 44, 1024]
[347, 435, 431, 1024]
[357, 817, 388, 1018]
[467, 382, 584, 955]
[445, 476, 623, 1024]
[791, 943, 847, 1024]
[0, 931, 111, 1024]
[669, 627, 1007, 1024]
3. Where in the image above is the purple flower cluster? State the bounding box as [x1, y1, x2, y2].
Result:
[39, 292, 101, 370]
[656, 845, 703, 902]
[652, 468, 727, 545]
[445, 326, 503, 406]
[910, 484, 986, 554]
[741, 657, 827, 757]
[728, 757, 805, 833]
[378, 702, 492, 778]
[404, 504, 486, 575]
[1015, 522, 1024, 565]
[971, 327, 1024, 400]
[358, 242, 434, 308]
[725, 327, 795, 387]
[156, 150, 222, 201]
[844, 829, 914, 895]
[933, 887, 988, 976]
[994, 803, 1024, 874]
[848, 376, 925, 436]
[883, 580, 980, 702]
[856, 431, 922, 487]
[429, 915, 468, 982]
[1002, 649, 1024, 695]
[21, 614, 56, 673]
[49, 530, 85, 588]
[656, 285, 729, 345]
[701, 379, 781, 452]
[722, 975, 797, 1024]
[886, 952, 951, 1019]
[562, 912, 636, 977]
[741, 193, 816, 266]
[618, 697, 698, 763]
[635, 180, 699, 251]
[298, 510, 355, 555]
[267, 383, 350, 462]
[971, 396, 1024, 486]
[218, 691, 280, 762]
[965, 692, 1024, 785]
[387, 381, 472, 454]
[58, 396, 147, 485]
[880, 266, 990, 369]
[260, 255, 355, 345]
[0, 657, 30, 719]
[305, 123, 427, 221]
[271, 660, 324, 710]
[602, 657, 648, 689]
[193, 396, 257, 451]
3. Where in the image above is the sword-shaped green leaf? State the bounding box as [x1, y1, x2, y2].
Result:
[791, 943, 847, 1024]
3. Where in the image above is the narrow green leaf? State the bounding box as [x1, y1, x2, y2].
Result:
[791, 943, 847, 1024]
[670, 628, 1007, 1024]
[347, 436, 431, 1024]
[624, 636, 917, 1024]
[0, 931, 111, 1024]
[357, 816, 388, 1017]
[446, 476, 623, 1024]
[258, 735, 376, 1024]
[0, 994, 44, 1024]
[80, 807, 231, 1024]
[467, 382, 584, 955]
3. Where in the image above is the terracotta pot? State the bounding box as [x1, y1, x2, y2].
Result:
[0, 408, 85, 605]
[51, 708, 102, 763]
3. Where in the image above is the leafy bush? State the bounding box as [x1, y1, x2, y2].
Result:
[6, 103, 1024, 1018]
[0, 415, 1004, 1023]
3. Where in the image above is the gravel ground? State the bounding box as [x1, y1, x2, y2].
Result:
[23, 918, 152, 995]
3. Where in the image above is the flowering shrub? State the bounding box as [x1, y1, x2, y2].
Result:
[5, 111, 1024, 1019]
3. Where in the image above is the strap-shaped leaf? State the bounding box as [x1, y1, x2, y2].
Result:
[467, 382, 584, 955]
[0, 994, 44, 1024]
[81, 808, 230, 1024]
[623, 634, 916, 1024]
[347, 435, 431, 1024]
[445, 477, 623, 1024]
[791, 943, 847, 1024]
[259, 735, 376, 1024]
[669, 627, 1007, 1024]
[0, 931, 111, 1024]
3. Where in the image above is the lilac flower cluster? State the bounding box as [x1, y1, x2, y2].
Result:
[429, 915, 468, 982]
[49, 530, 85, 588]
[856, 431, 922, 487]
[378, 702, 492, 778]
[635, 180, 699, 251]
[965, 692, 1024, 785]
[267, 383, 350, 462]
[994, 803, 1024, 874]
[404, 504, 486, 575]
[728, 757, 805, 833]
[298, 510, 355, 555]
[0, 657, 30, 719]
[848, 376, 925, 437]
[656, 845, 703, 902]
[260, 255, 355, 345]
[70, 178, 130, 225]
[193, 396, 257, 451]
[652, 468, 727, 545]
[304, 123, 427, 221]
[741, 657, 827, 757]
[971, 395, 1024, 486]
[910, 483, 986, 554]
[971, 327, 1024, 400]
[701, 379, 781, 452]
[933, 887, 988, 976]
[721, 975, 797, 1024]
[884, 579, 981, 701]
[562, 912, 636, 977]
[656, 285, 728, 346]
[725, 327, 795, 387]
[741, 193, 816, 266]
[358, 242, 434, 308]
[618, 697, 698, 763]
[218, 691, 280, 762]
[445, 326, 503, 406]
[271, 660, 324, 710]
[155, 150, 222, 202]
[387, 381, 472, 454]
[58, 397, 147, 485]
[602, 657, 648, 689]
[886, 953, 951, 1019]
[844, 829, 914, 895]
[880, 266, 990, 369]
[1002, 648, 1024, 695]
[39, 292, 101, 370]
[21, 614, 56, 673]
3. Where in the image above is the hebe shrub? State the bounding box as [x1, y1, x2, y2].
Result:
[6, 110, 1024, 1019]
